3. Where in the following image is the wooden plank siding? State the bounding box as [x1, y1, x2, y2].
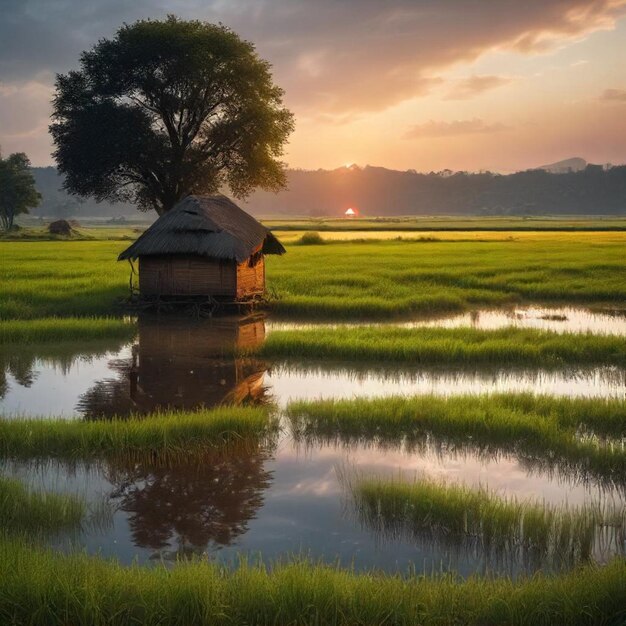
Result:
[236, 257, 265, 298]
[138, 254, 265, 299]
[139, 255, 237, 297]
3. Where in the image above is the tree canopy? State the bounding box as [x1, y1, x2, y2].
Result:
[50, 16, 294, 215]
[0, 151, 41, 230]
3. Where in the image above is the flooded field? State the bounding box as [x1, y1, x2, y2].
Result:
[269, 305, 626, 336]
[1, 308, 625, 578]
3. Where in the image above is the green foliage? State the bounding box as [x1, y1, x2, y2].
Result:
[287, 395, 626, 488]
[0, 477, 85, 536]
[0, 317, 135, 343]
[266, 237, 626, 319]
[297, 231, 326, 245]
[0, 241, 129, 318]
[1, 536, 625, 625]
[2, 235, 626, 320]
[343, 471, 626, 568]
[51, 16, 294, 215]
[0, 151, 41, 230]
[0, 407, 274, 462]
[260, 326, 626, 366]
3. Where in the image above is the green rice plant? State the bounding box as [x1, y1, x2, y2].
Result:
[340, 470, 626, 568]
[0, 317, 136, 343]
[258, 326, 626, 366]
[289, 393, 626, 439]
[0, 407, 276, 462]
[3, 235, 626, 320]
[0, 535, 625, 625]
[0, 476, 86, 535]
[286, 395, 626, 489]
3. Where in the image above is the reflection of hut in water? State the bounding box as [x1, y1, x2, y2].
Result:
[77, 315, 269, 418]
[118, 195, 285, 301]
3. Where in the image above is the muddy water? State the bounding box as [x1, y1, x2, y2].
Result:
[1, 311, 626, 576]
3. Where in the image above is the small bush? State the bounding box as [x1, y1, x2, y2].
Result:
[298, 232, 326, 245]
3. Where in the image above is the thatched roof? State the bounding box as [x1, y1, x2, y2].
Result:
[118, 195, 285, 263]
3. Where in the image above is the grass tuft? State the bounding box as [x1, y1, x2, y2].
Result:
[258, 326, 626, 366]
[287, 394, 626, 489]
[341, 470, 626, 568]
[0, 477, 86, 536]
[0, 317, 135, 343]
[0, 407, 275, 462]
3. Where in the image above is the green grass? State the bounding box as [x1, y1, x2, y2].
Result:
[342, 471, 625, 568]
[287, 395, 626, 489]
[0, 407, 275, 462]
[1, 225, 146, 241]
[0, 537, 624, 626]
[288, 393, 626, 438]
[3, 235, 626, 320]
[258, 326, 626, 366]
[267, 236, 626, 319]
[264, 216, 626, 231]
[0, 317, 136, 344]
[0, 476, 86, 535]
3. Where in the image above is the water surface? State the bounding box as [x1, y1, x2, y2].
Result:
[2, 310, 625, 577]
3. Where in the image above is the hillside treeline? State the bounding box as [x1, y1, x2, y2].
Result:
[31, 164, 626, 218]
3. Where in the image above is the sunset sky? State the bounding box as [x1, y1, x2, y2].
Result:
[1, 0, 625, 172]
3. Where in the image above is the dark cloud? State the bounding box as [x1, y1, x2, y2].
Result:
[600, 88, 626, 102]
[404, 119, 510, 139]
[1, 1, 625, 110]
[445, 75, 513, 100]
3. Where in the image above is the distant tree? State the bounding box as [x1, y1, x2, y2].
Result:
[0, 151, 41, 230]
[50, 16, 294, 216]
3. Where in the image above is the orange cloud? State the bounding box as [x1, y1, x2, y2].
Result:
[404, 119, 510, 139]
[600, 88, 626, 102]
[445, 75, 513, 100]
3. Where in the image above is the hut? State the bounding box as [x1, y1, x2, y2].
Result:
[118, 195, 285, 300]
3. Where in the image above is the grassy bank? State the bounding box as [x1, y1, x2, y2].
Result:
[0, 407, 274, 462]
[287, 395, 626, 488]
[0, 317, 136, 344]
[0, 477, 86, 535]
[3, 235, 626, 320]
[289, 393, 626, 438]
[343, 471, 625, 567]
[0, 537, 624, 626]
[259, 326, 626, 366]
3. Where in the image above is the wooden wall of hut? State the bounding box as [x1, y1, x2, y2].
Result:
[139, 255, 237, 297]
[236, 257, 265, 298]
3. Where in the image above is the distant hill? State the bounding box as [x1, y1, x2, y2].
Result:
[29, 162, 626, 219]
[537, 157, 587, 173]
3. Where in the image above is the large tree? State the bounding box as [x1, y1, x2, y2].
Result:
[50, 16, 294, 215]
[0, 151, 41, 230]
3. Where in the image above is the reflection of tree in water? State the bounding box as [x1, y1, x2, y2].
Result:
[0, 339, 132, 400]
[77, 314, 269, 418]
[106, 441, 274, 559]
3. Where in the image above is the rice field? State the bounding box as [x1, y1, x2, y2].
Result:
[259, 326, 626, 366]
[341, 470, 626, 568]
[3, 232, 626, 320]
[0, 476, 86, 536]
[0, 317, 135, 343]
[287, 395, 626, 489]
[3, 227, 626, 624]
[0, 407, 275, 461]
[0, 535, 624, 626]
